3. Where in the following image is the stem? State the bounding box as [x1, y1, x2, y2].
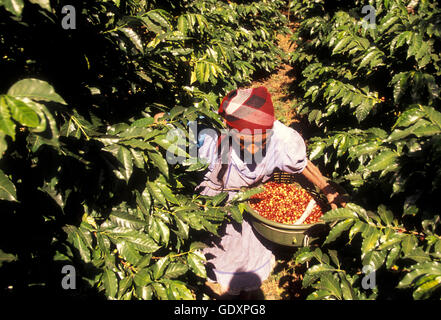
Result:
[152, 249, 195, 260]
[70, 115, 90, 140]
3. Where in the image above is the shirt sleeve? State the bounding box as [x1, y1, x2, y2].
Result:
[272, 122, 308, 174]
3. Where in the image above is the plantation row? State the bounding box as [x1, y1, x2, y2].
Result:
[0, 0, 288, 299]
[289, 0, 441, 299]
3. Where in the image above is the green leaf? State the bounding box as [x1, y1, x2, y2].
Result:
[7, 78, 66, 104]
[332, 36, 352, 55]
[25, 100, 59, 148]
[327, 249, 340, 268]
[359, 48, 382, 69]
[0, 0, 24, 16]
[116, 240, 142, 266]
[321, 207, 359, 222]
[0, 169, 17, 202]
[308, 109, 322, 124]
[65, 225, 91, 263]
[3, 96, 40, 127]
[405, 247, 431, 263]
[28, 0, 51, 11]
[413, 275, 441, 300]
[355, 100, 374, 122]
[309, 141, 327, 160]
[152, 256, 170, 280]
[136, 188, 152, 216]
[147, 149, 169, 178]
[135, 284, 153, 300]
[146, 179, 167, 207]
[422, 106, 441, 130]
[120, 27, 144, 53]
[324, 219, 355, 244]
[230, 186, 264, 203]
[387, 128, 413, 142]
[393, 107, 425, 128]
[0, 249, 17, 267]
[155, 175, 179, 205]
[177, 15, 188, 34]
[146, 219, 162, 242]
[349, 141, 380, 158]
[398, 262, 441, 288]
[187, 251, 206, 278]
[0, 96, 16, 140]
[295, 249, 316, 265]
[377, 205, 394, 227]
[339, 273, 356, 300]
[367, 150, 398, 172]
[361, 228, 381, 254]
[117, 277, 133, 299]
[412, 121, 441, 137]
[212, 192, 228, 206]
[229, 205, 243, 223]
[385, 245, 401, 269]
[164, 263, 189, 279]
[173, 216, 189, 240]
[190, 241, 207, 251]
[130, 148, 145, 169]
[303, 264, 336, 287]
[110, 211, 146, 229]
[108, 229, 161, 253]
[151, 282, 168, 300]
[156, 218, 170, 246]
[127, 233, 161, 253]
[315, 273, 342, 300]
[167, 280, 194, 300]
[401, 234, 418, 256]
[378, 233, 404, 250]
[348, 220, 367, 243]
[117, 146, 133, 182]
[391, 72, 410, 103]
[0, 133, 7, 156]
[362, 250, 386, 270]
[306, 289, 333, 300]
[136, 254, 152, 269]
[102, 269, 119, 298]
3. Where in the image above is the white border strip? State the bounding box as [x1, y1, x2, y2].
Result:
[293, 198, 317, 225]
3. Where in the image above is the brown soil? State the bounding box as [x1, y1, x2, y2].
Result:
[260, 249, 311, 300]
[251, 27, 299, 127]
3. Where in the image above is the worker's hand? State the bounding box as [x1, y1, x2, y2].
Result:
[321, 182, 348, 210]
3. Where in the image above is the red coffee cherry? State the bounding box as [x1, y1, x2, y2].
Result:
[249, 182, 324, 225]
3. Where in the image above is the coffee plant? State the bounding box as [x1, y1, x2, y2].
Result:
[289, 0, 441, 299]
[0, 0, 288, 299]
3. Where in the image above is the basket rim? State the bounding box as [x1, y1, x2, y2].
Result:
[245, 202, 326, 230]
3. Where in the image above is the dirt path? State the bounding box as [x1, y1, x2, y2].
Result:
[251, 27, 298, 127]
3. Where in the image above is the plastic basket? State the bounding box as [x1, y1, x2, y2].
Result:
[247, 172, 329, 247]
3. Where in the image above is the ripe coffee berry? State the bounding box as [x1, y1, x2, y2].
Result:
[249, 182, 324, 225]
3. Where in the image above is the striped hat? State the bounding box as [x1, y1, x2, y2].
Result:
[218, 86, 275, 131]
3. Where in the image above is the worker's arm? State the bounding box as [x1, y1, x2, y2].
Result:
[300, 160, 346, 209]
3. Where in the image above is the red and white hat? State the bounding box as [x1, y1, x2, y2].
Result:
[218, 86, 275, 131]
